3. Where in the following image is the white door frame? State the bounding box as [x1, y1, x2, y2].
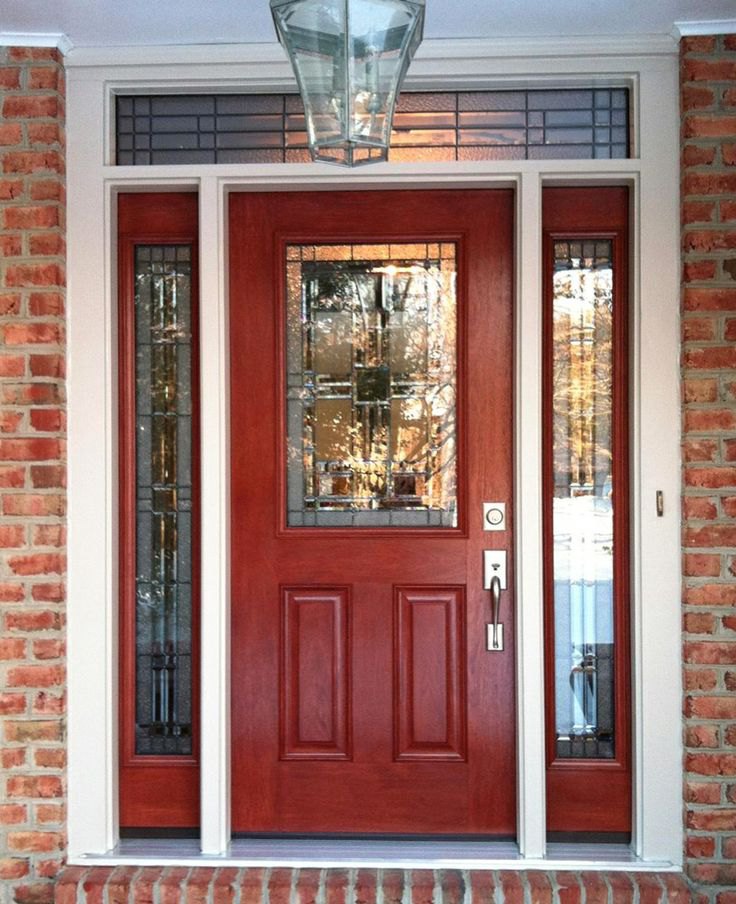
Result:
[63, 37, 682, 866]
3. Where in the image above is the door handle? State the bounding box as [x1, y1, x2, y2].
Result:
[483, 549, 507, 589]
[489, 574, 502, 651]
[484, 550, 506, 651]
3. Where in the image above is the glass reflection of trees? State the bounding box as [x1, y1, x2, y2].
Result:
[286, 244, 457, 528]
[551, 241, 616, 759]
[134, 246, 193, 755]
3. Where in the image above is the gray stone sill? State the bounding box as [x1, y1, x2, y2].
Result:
[69, 837, 680, 872]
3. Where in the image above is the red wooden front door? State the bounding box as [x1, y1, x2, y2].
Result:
[230, 189, 515, 835]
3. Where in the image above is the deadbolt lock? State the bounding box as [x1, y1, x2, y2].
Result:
[483, 502, 506, 531]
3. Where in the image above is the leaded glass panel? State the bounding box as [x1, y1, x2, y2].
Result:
[286, 243, 457, 527]
[134, 245, 193, 755]
[551, 239, 615, 759]
[116, 88, 630, 164]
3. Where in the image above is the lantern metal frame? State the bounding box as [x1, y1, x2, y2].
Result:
[271, 0, 425, 166]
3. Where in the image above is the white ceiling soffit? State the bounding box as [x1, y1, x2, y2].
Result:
[0, 0, 735, 53]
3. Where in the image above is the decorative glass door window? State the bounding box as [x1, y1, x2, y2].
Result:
[134, 245, 194, 755]
[550, 239, 615, 759]
[285, 243, 457, 527]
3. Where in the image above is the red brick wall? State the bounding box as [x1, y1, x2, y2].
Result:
[681, 33, 736, 901]
[0, 47, 66, 904]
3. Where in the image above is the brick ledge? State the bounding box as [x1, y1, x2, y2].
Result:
[55, 865, 693, 904]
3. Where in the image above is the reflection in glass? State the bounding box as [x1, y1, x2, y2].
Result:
[286, 243, 457, 527]
[116, 88, 630, 165]
[134, 246, 193, 755]
[552, 240, 615, 759]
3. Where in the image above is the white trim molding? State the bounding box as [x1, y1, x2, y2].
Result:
[64, 34, 678, 71]
[673, 19, 736, 38]
[0, 32, 72, 54]
[65, 47, 682, 869]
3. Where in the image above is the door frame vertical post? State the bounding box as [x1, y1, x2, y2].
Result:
[515, 172, 547, 858]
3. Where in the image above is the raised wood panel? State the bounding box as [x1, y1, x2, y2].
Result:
[281, 587, 352, 760]
[394, 587, 467, 762]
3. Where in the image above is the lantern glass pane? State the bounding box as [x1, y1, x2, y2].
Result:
[271, 0, 425, 165]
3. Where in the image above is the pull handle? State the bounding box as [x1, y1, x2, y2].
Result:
[490, 574, 502, 649]
[484, 550, 506, 651]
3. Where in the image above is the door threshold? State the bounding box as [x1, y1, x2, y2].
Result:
[78, 837, 679, 872]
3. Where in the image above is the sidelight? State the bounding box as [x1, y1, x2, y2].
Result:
[549, 239, 615, 759]
[119, 194, 199, 829]
[133, 245, 194, 755]
[543, 186, 630, 833]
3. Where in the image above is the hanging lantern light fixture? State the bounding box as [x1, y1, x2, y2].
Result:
[271, 0, 425, 166]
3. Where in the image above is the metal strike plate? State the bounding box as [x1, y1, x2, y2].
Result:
[483, 550, 507, 590]
[486, 623, 504, 651]
[483, 502, 506, 531]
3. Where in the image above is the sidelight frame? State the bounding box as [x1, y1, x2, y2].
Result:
[541, 188, 632, 833]
[117, 194, 202, 828]
[65, 38, 681, 867]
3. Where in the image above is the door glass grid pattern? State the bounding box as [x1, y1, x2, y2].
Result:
[115, 88, 630, 165]
[286, 243, 458, 528]
[551, 239, 615, 759]
[134, 245, 193, 755]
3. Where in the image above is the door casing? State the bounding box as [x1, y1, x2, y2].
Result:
[64, 43, 681, 861]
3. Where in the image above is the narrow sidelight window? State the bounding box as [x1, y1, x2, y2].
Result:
[133, 244, 194, 756]
[550, 237, 616, 761]
[543, 187, 630, 835]
[118, 194, 199, 829]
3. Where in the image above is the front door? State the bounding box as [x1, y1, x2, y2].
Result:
[230, 189, 515, 835]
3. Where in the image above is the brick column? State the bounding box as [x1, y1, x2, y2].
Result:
[0, 47, 66, 904]
[681, 33, 736, 900]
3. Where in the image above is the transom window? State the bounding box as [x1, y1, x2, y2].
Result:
[115, 88, 630, 165]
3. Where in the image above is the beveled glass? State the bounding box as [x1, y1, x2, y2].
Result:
[286, 243, 457, 527]
[134, 245, 193, 755]
[551, 239, 616, 759]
